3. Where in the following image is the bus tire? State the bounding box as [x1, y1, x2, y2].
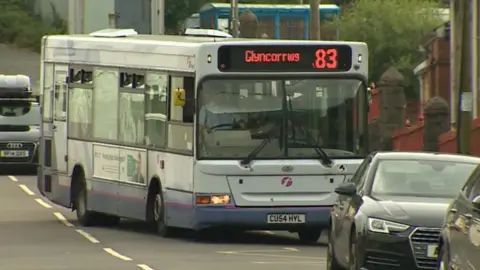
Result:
[298, 228, 321, 243]
[153, 189, 173, 237]
[74, 175, 97, 226]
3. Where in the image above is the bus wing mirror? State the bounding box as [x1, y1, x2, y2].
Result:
[174, 88, 186, 107]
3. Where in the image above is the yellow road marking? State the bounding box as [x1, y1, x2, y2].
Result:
[18, 184, 35, 195]
[53, 212, 74, 227]
[76, 229, 100, 243]
[137, 264, 155, 270]
[103, 248, 132, 261]
[35, 198, 52, 208]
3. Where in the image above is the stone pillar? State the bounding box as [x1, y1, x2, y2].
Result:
[376, 67, 406, 150]
[239, 10, 258, 38]
[423, 97, 449, 152]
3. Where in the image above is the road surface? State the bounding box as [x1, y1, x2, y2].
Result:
[2, 174, 328, 270]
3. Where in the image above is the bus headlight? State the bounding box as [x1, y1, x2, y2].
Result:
[196, 194, 231, 205]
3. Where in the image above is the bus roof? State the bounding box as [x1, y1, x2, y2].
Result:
[43, 30, 367, 73]
[44, 32, 366, 50]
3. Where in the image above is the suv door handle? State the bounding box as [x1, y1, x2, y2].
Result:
[450, 208, 457, 213]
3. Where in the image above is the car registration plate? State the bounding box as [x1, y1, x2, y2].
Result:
[267, 214, 305, 224]
[427, 244, 438, 258]
[0, 150, 29, 158]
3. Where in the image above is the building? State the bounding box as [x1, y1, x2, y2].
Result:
[35, 0, 154, 34]
[413, 3, 479, 126]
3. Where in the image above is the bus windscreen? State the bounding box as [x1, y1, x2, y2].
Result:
[217, 44, 352, 72]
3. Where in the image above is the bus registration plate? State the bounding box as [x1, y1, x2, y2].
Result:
[0, 150, 28, 158]
[267, 214, 305, 224]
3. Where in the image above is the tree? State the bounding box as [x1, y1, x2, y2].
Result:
[165, 0, 208, 32]
[328, 0, 444, 97]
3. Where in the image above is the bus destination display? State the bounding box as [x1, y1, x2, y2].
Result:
[217, 44, 353, 72]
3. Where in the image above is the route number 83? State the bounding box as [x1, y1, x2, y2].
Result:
[313, 48, 338, 69]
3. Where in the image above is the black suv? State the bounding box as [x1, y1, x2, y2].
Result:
[438, 164, 480, 270]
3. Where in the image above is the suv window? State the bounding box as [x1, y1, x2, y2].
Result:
[0, 102, 40, 126]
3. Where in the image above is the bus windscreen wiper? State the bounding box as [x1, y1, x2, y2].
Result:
[293, 124, 333, 167]
[240, 127, 278, 167]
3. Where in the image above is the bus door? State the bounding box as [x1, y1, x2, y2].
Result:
[39, 64, 69, 205]
[39, 64, 54, 198]
[52, 65, 69, 189]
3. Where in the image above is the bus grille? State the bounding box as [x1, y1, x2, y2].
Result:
[409, 227, 441, 269]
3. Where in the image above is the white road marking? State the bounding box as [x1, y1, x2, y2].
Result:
[8, 175, 18, 182]
[35, 198, 52, 208]
[53, 212, 74, 227]
[76, 229, 100, 243]
[18, 184, 35, 195]
[137, 264, 155, 270]
[283, 247, 299, 251]
[103, 248, 132, 261]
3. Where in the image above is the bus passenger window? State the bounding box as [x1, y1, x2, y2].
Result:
[54, 67, 68, 121]
[145, 72, 168, 148]
[93, 67, 119, 141]
[170, 76, 183, 121]
[168, 75, 193, 153]
[183, 77, 194, 123]
[43, 63, 54, 122]
[67, 67, 94, 139]
[119, 71, 145, 145]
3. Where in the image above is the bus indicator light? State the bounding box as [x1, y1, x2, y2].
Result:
[218, 44, 352, 72]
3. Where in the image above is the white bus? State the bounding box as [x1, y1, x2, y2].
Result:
[37, 28, 369, 242]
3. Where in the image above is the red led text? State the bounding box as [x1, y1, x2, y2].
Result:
[313, 48, 338, 69]
[244, 50, 300, 64]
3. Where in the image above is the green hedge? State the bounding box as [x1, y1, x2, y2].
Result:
[0, 0, 67, 52]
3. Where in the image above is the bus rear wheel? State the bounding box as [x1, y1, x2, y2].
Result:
[75, 179, 97, 226]
[153, 191, 173, 237]
[75, 175, 119, 227]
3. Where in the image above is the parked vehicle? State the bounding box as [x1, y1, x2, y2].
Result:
[438, 162, 480, 270]
[0, 74, 40, 173]
[327, 152, 480, 270]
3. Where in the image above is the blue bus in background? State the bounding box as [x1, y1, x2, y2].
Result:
[199, 3, 340, 40]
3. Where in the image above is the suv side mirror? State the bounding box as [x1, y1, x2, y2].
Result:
[335, 182, 357, 196]
[472, 195, 480, 209]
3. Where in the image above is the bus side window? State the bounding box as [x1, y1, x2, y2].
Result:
[168, 75, 193, 153]
[145, 71, 168, 148]
[92, 67, 119, 141]
[68, 67, 94, 139]
[183, 77, 194, 123]
[43, 63, 54, 122]
[54, 65, 68, 121]
[118, 71, 145, 146]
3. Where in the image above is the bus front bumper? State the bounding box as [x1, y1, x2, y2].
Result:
[193, 205, 332, 231]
